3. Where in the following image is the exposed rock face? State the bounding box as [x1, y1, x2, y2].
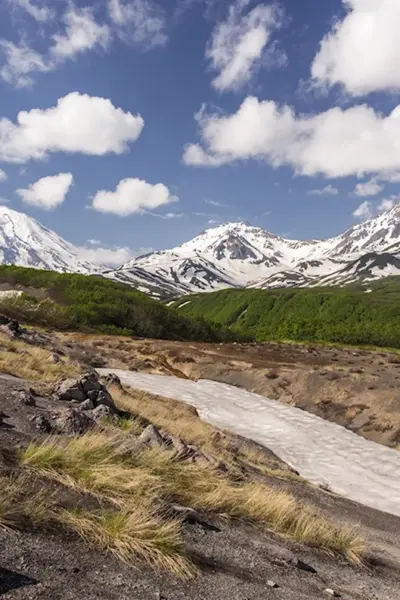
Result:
[0, 315, 22, 339]
[53, 408, 95, 435]
[54, 378, 87, 403]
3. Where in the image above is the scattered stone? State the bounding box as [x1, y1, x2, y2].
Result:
[171, 504, 221, 532]
[0, 315, 21, 339]
[104, 373, 122, 387]
[54, 408, 94, 435]
[35, 415, 52, 433]
[262, 543, 317, 573]
[17, 390, 36, 407]
[267, 580, 279, 589]
[49, 352, 61, 364]
[325, 589, 341, 598]
[54, 378, 86, 402]
[137, 424, 164, 448]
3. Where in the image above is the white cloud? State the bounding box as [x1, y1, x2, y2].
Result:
[16, 172, 73, 210]
[0, 197, 9, 204]
[91, 177, 178, 216]
[79, 244, 152, 266]
[206, 0, 285, 92]
[7, 0, 53, 22]
[311, 0, 400, 96]
[0, 169, 8, 182]
[0, 92, 144, 164]
[308, 184, 338, 196]
[377, 198, 396, 212]
[353, 196, 398, 220]
[204, 198, 229, 207]
[108, 0, 167, 48]
[183, 96, 400, 179]
[353, 178, 384, 197]
[86, 238, 102, 245]
[353, 200, 373, 220]
[51, 6, 110, 61]
[0, 40, 51, 87]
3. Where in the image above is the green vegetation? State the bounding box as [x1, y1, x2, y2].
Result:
[0, 265, 234, 342]
[172, 277, 400, 348]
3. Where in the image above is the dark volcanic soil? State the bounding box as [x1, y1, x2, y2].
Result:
[1, 369, 400, 600]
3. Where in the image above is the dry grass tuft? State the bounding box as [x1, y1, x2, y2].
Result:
[20, 431, 365, 564]
[0, 332, 80, 383]
[0, 474, 54, 531]
[57, 507, 195, 578]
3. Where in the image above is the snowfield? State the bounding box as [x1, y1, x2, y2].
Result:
[99, 370, 400, 518]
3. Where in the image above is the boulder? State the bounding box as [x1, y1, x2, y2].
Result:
[91, 404, 119, 423]
[54, 378, 86, 402]
[136, 424, 164, 448]
[96, 389, 116, 410]
[80, 371, 102, 395]
[80, 398, 96, 411]
[104, 373, 122, 387]
[54, 408, 94, 435]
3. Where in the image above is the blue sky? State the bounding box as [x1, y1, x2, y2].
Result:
[0, 0, 399, 265]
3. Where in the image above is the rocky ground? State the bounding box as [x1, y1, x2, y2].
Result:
[1, 320, 400, 599]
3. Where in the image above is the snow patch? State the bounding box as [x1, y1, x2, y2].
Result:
[99, 370, 400, 518]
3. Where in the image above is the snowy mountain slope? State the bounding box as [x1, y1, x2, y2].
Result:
[0, 206, 103, 273]
[110, 204, 400, 296]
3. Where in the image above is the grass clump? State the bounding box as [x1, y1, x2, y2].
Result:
[57, 507, 195, 578]
[0, 474, 54, 531]
[19, 431, 365, 565]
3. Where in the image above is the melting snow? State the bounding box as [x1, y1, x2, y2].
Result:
[99, 370, 400, 518]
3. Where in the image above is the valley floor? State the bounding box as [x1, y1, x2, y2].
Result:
[2, 328, 400, 599]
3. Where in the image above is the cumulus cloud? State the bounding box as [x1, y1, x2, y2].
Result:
[16, 172, 73, 210]
[183, 96, 400, 179]
[108, 0, 167, 48]
[0, 169, 7, 182]
[91, 177, 178, 216]
[206, 0, 285, 92]
[51, 6, 110, 61]
[79, 243, 152, 266]
[308, 184, 338, 196]
[353, 196, 398, 220]
[7, 0, 54, 22]
[0, 92, 144, 163]
[311, 0, 400, 96]
[353, 178, 384, 197]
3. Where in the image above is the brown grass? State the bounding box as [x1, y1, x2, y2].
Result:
[0, 332, 80, 383]
[20, 431, 365, 565]
[0, 474, 54, 531]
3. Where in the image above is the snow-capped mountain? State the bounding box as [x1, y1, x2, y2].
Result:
[0, 206, 102, 273]
[109, 203, 400, 296]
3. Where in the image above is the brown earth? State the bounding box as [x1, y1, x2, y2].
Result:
[53, 333, 400, 449]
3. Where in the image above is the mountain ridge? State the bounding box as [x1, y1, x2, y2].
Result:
[0, 204, 399, 297]
[109, 204, 400, 296]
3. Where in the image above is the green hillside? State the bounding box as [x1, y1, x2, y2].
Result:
[0, 265, 234, 342]
[171, 277, 400, 348]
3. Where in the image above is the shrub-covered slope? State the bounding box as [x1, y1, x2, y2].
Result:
[0, 265, 233, 342]
[172, 277, 400, 348]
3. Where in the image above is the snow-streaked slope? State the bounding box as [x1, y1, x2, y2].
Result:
[110, 204, 400, 297]
[0, 206, 103, 273]
[99, 369, 400, 518]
